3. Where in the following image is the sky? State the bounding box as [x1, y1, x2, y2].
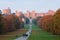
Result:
[0, 0, 60, 13]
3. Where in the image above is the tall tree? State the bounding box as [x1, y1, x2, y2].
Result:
[0, 10, 3, 34]
[53, 8, 60, 35]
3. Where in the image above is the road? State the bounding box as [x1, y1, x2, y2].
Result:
[15, 19, 32, 40]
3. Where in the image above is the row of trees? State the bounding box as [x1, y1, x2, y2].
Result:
[37, 8, 60, 35]
[0, 11, 24, 34]
[0, 10, 3, 34]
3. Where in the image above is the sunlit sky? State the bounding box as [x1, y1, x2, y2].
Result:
[0, 0, 60, 13]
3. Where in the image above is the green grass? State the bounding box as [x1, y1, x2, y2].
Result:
[32, 24, 38, 30]
[28, 24, 60, 40]
[24, 24, 29, 30]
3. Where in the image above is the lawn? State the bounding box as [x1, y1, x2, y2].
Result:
[28, 24, 60, 40]
[24, 24, 29, 30]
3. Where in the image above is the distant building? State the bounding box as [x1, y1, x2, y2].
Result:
[2, 7, 11, 15]
[30, 10, 36, 19]
[24, 10, 36, 19]
[24, 10, 30, 18]
[24, 10, 45, 19]
[15, 10, 21, 17]
[36, 13, 45, 17]
[24, 10, 55, 19]
[46, 10, 55, 15]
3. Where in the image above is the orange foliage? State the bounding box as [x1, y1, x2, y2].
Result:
[37, 8, 60, 35]
[53, 8, 60, 34]
[1, 14, 24, 33]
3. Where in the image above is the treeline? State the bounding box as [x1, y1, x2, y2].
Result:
[37, 8, 60, 35]
[0, 12, 24, 34]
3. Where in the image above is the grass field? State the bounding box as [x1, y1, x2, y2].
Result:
[0, 24, 29, 40]
[28, 24, 60, 40]
[24, 24, 29, 30]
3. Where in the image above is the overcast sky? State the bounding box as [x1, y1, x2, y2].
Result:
[0, 0, 60, 13]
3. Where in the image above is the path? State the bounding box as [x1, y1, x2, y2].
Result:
[15, 19, 32, 40]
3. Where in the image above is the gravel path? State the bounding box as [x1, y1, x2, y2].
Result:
[15, 19, 32, 40]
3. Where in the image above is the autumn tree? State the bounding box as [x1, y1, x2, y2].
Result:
[53, 8, 60, 35]
[13, 15, 21, 29]
[37, 8, 60, 35]
[12, 13, 21, 29]
[2, 15, 16, 32]
[37, 15, 54, 33]
[0, 10, 3, 34]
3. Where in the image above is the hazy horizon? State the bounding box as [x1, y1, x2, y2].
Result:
[0, 0, 60, 13]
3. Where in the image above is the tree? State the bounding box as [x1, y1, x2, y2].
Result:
[32, 19, 37, 25]
[25, 17, 30, 24]
[0, 10, 3, 34]
[2, 15, 16, 32]
[53, 8, 60, 35]
[14, 16, 21, 29]
[37, 15, 54, 33]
